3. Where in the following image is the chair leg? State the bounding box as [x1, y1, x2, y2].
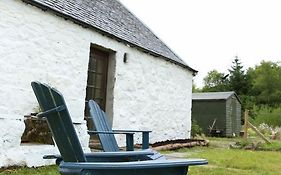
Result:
[126, 133, 134, 151]
[142, 132, 150, 149]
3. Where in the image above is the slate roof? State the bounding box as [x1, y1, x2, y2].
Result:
[192, 91, 241, 103]
[22, 0, 196, 73]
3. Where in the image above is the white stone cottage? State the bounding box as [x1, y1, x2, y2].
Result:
[0, 0, 197, 167]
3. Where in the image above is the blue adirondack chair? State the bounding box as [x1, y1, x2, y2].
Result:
[88, 100, 150, 151]
[31, 81, 207, 175]
[88, 100, 164, 160]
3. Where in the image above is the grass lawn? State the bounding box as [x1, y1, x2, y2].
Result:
[0, 165, 59, 175]
[1, 138, 281, 175]
[183, 147, 281, 175]
[175, 137, 281, 175]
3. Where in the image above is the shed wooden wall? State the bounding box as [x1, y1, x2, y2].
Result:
[192, 100, 226, 135]
[225, 95, 242, 136]
[192, 95, 241, 137]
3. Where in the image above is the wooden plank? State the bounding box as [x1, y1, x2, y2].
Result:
[248, 122, 271, 144]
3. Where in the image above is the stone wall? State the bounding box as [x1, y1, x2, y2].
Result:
[0, 0, 193, 167]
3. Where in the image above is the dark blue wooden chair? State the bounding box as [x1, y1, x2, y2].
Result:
[88, 100, 165, 160]
[31, 81, 207, 175]
[88, 100, 150, 151]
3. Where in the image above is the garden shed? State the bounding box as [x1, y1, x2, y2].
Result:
[192, 91, 242, 137]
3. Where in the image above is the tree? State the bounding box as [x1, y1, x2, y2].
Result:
[202, 70, 229, 92]
[228, 56, 250, 95]
[201, 58, 281, 108]
[248, 61, 281, 106]
[192, 83, 202, 93]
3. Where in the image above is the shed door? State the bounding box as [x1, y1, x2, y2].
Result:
[84, 48, 109, 129]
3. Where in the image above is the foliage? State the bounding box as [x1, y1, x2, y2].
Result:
[239, 95, 256, 112]
[256, 123, 275, 138]
[248, 61, 281, 107]
[194, 58, 281, 125]
[191, 120, 203, 137]
[202, 70, 229, 92]
[253, 107, 281, 127]
[192, 83, 202, 92]
[228, 57, 250, 96]
[201, 57, 250, 95]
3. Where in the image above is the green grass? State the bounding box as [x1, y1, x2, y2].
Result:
[0, 165, 58, 175]
[163, 137, 281, 175]
[2, 138, 281, 175]
[259, 140, 281, 151]
[186, 147, 281, 175]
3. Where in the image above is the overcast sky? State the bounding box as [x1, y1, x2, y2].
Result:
[119, 0, 281, 87]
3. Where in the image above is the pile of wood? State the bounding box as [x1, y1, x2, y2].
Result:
[136, 139, 209, 151]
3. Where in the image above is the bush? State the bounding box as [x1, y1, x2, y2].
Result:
[253, 106, 281, 127]
[191, 120, 203, 137]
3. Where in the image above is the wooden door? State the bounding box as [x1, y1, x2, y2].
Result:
[85, 47, 109, 132]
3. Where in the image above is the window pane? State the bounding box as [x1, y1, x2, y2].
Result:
[96, 59, 104, 73]
[87, 72, 96, 85]
[90, 57, 97, 70]
[95, 89, 102, 99]
[95, 75, 102, 89]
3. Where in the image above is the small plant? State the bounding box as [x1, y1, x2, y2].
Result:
[191, 120, 203, 137]
[230, 139, 256, 149]
[256, 123, 281, 140]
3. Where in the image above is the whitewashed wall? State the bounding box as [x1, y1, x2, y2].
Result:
[112, 51, 193, 144]
[0, 0, 193, 167]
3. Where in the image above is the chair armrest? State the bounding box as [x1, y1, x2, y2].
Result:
[88, 131, 135, 151]
[113, 129, 152, 133]
[88, 131, 135, 134]
[113, 130, 151, 150]
[88, 130, 150, 150]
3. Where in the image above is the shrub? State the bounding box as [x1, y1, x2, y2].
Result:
[191, 120, 203, 137]
[253, 106, 281, 127]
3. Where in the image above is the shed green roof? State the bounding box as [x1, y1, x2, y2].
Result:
[192, 91, 241, 104]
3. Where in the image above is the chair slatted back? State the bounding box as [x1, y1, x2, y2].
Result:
[88, 100, 119, 152]
[31, 81, 86, 162]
